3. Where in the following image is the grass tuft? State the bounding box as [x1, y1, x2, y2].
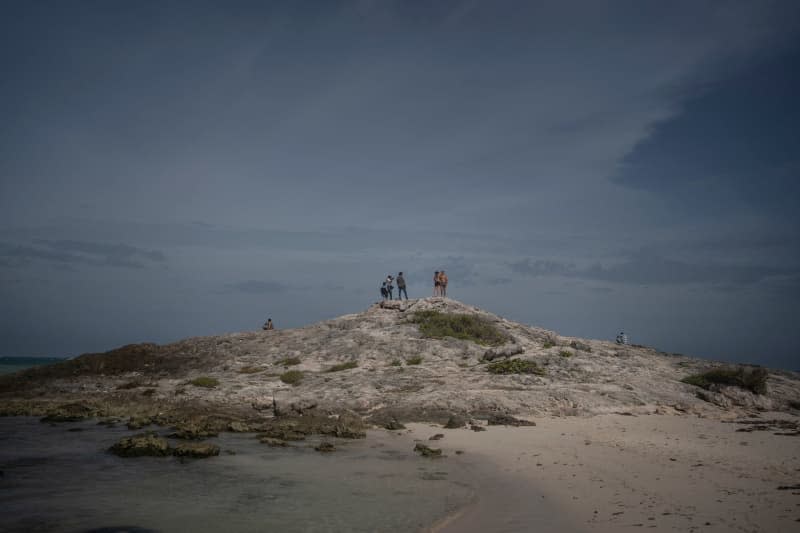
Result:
[389, 359, 402, 367]
[326, 360, 358, 372]
[486, 358, 545, 375]
[277, 357, 301, 367]
[405, 355, 423, 365]
[190, 376, 219, 388]
[681, 366, 768, 395]
[558, 350, 573, 358]
[409, 310, 509, 346]
[280, 370, 304, 386]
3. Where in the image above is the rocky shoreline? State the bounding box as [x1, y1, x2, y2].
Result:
[2, 298, 799, 449]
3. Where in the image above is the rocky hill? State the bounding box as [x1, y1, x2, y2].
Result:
[2, 298, 798, 429]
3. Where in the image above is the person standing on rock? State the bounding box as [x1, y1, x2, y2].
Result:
[381, 280, 388, 300]
[439, 270, 448, 297]
[433, 271, 440, 296]
[396, 272, 408, 300]
[385, 275, 394, 300]
[262, 318, 274, 331]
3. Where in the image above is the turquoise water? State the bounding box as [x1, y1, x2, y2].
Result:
[0, 357, 63, 375]
[0, 418, 473, 532]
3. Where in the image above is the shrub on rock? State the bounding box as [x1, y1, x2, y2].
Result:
[280, 370, 303, 386]
[681, 366, 768, 395]
[486, 358, 545, 375]
[190, 377, 219, 388]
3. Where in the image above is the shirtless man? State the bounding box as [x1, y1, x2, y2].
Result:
[439, 270, 448, 297]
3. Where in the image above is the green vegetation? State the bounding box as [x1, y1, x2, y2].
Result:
[326, 360, 358, 372]
[280, 370, 304, 386]
[543, 341, 555, 349]
[237, 366, 264, 374]
[486, 358, 545, 375]
[277, 357, 301, 367]
[559, 350, 573, 358]
[406, 355, 424, 365]
[389, 359, 402, 367]
[409, 310, 509, 346]
[681, 366, 768, 395]
[190, 376, 219, 388]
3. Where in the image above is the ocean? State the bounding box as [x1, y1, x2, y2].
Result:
[0, 417, 473, 533]
[0, 357, 64, 375]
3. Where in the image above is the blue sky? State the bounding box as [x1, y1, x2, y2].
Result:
[1, 1, 799, 369]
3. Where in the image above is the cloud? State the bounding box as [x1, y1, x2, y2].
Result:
[0, 240, 166, 269]
[508, 251, 797, 287]
[225, 280, 291, 295]
[508, 259, 575, 277]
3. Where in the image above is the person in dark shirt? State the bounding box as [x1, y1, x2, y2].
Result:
[396, 272, 408, 300]
[263, 318, 274, 330]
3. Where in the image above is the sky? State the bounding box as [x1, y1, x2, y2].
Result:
[1, 1, 799, 369]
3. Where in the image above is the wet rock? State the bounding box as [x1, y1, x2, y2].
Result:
[227, 421, 251, 433]
[172, 442, 220, 458]
[40, 403, 96, 422]
[273, 397, 318, 417]
[315, 441, 336, 452]
[327, 412, 367, 439]
[487, 414, 536, 427]
[257, 428, 307, 441]
[429, 433, 445, 440]
[126, 416, 153, 430]
[259, 437, 289, 447]
[414, 443, 443, 457]
[168, 422, 219, 440]
[109, 432, 171, 457]
[444, 415, 466, 429]
[385, 418, 406, 430]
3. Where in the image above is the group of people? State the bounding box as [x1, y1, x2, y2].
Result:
[381, 272, 407, 300]
[433, 270, 448, 297]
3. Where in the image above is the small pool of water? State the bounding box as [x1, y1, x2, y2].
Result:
[0, 417, 473, 533]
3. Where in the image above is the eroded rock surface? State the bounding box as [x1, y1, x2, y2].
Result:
[2, 298, 799, 430]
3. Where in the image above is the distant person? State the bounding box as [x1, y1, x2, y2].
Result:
[385, 275, 394, 300]
[397, 272, 408, 300]
[439, 270, 448, 297]
[433, 271, 440, 296]
[381, 281, 388, 300]
[615, 331, 628, 345]
[262, 318, 274, 331]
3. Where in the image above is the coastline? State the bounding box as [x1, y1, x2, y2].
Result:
[411, 413, 800, 532]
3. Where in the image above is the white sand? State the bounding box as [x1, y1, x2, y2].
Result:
[410, 413, 800, 532]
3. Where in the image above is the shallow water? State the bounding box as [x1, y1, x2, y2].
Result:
[0, 418, 473, 533]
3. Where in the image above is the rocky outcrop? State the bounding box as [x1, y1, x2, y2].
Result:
[172, 442, 220, 458]
[414, 443, 442, 457]
[488, 414, 536, 427]
[2, 298, 799, 428]
[109, 432, 171, 457]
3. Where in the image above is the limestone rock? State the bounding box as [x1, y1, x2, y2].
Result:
[109, 432, 171, 457]
[482, 344, 524, 362]
[444, 415, 467, 429]
[414, 443, 442, 457]
[172, 442, 220, 458]
[487, 414, 536, 427]
[315, 441, 336, 452]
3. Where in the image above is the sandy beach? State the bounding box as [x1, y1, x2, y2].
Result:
[412, 413, 800, 533]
